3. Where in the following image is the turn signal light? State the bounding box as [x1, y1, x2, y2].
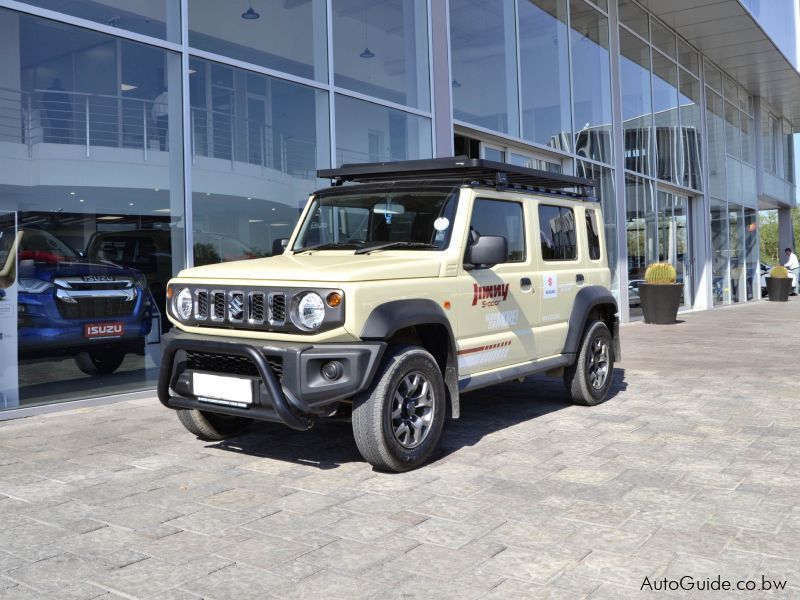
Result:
[326, 292, 342, 308]
[166, 286, 173, 300]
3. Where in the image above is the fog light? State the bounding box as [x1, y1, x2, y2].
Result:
[321, 360, 344, 381]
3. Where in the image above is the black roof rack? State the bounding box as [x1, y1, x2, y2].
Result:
[317, 156, 595, 197]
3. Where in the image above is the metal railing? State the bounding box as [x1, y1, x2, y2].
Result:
[0, 86, 318, 179]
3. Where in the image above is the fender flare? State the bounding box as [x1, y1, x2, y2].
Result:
[563, 286, 619, 357]
[360, 299, 461, 418]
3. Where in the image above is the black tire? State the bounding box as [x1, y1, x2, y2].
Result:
[176, 409, 252, 441]
[352, 345, 446, 472]
[564, 320, 615, 406]
[74, 349, 125, 375]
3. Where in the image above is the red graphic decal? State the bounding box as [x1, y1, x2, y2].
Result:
[547, 276, 553, 286]
[457, 340, 512, 356]
[472, 283, 510, 306]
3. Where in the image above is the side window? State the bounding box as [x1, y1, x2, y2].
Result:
[585, 209, 601, 260]
[470, 198, 525, 262]
[539, 204, 577, 261]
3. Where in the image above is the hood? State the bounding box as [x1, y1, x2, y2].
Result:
[18, 256, 140, 281]
[177, 252, 443, 283]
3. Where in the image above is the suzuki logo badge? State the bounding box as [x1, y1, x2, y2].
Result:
[228, 294, 244, 320]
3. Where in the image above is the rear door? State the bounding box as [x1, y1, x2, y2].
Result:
[533, 201, 583, 358]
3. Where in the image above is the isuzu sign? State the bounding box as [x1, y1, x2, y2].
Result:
[84, 322, 125, 339]
[83, 275, 115, 282]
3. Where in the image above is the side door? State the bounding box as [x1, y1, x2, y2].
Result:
[533, 201, 583, 358]
[456, 195, 536, 375]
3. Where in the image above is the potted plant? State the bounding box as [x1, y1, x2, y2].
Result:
[638, 263, 683, 324]
[765, 265, 792, 302]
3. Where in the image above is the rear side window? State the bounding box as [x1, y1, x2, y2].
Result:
[470, 198, 525, 262]
[585, 209, 601, 260]
[539, 204, 577, 261]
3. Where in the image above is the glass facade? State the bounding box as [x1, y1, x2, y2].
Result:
[0, 0, 797, 412]
[0, 6, 185, 408]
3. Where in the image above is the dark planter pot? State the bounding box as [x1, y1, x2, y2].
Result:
[639, 283, 683, 324]
[766, 277, 791, 302]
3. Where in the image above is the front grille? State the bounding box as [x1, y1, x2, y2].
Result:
[212, 291, 225, 320]
[176, 286, 341, 333]
[186, 351, 283, 380]
[57, 298, 135, 319]
[196, 291, 208, 319]
[270, 293, 286, 323]
[249, 292, 265, 323]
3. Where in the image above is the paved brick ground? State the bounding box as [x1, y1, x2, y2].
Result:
[0, 301, 799, 599]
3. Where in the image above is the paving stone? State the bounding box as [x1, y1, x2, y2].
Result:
[0, 301, 796, 597]
[89, 556, 231, 598]
[165, 506, 259, 534]
[7, 553, 109, 593]
[180, 562, 292, 599]
[214, 534, 315, 569]
[134, 529, 249, 565]
[479, 544, 588, 584]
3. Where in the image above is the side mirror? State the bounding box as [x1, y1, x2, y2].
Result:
[271, 238, 289, 256]
[464, 235, 507, 269]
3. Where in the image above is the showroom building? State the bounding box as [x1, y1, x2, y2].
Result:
[0, 0, 798, 415]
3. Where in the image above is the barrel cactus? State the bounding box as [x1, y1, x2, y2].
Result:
[769, 265, 789, 278]
[644, 263, 677, 285]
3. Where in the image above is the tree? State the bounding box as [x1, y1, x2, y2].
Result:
[759, 210, 779, 265]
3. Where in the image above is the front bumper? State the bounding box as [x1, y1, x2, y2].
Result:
[158, 330, 385, 430]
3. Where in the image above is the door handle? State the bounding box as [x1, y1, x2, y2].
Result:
[576, 274, 585, 285]
[520, 277, 532, 292]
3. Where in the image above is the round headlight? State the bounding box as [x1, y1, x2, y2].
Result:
[294, 292, 325, 330]
[174, 288, 193, 321]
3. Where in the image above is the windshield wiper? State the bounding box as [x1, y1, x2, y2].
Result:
[293, 242, 361, 254]
[354, 242, 437, 255]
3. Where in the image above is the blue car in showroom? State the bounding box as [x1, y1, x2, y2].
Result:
[12, 227, 153, 374]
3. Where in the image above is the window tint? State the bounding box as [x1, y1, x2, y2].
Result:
[470, 199, 525, 262]
[586, 209, 601, 260]
[539, 205, 577, 260]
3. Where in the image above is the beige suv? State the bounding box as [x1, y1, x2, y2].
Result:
[159, 158, 620, 472]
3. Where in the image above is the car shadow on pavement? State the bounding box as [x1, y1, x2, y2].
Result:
[208, 368, 628, 471]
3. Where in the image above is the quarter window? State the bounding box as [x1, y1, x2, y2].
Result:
[586, 209, 601, 260]
[469, 199, 525, 262]
[539, 204, 577, 260]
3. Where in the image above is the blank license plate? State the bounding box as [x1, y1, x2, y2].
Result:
[193, 373, 253, 406]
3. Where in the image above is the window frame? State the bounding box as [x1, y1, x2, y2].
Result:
[468, 197, 527, 264]
[585, 208, 602, 261]
[538, 203, 579, 262]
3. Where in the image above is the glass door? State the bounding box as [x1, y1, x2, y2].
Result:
[656, 190, 692, 310]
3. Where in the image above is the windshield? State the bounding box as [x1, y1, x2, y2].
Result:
[293, 188, 459, 253]
[18, 229, 79, 263]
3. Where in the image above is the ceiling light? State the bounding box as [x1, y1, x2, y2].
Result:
[79, 199, 84, 203]
[120, 83, 137, 92]
[154, 208, 171, 213]
[241, 1, 259, 20]
[98, 216, 123, 221]
[129, 202, 134, 206]
[154, 188, 160, 191]
[452, 79, 462, 88]
[360, 47, 375, 59]
[248, 219, 264, 223]
[69, 192, 75, 195]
